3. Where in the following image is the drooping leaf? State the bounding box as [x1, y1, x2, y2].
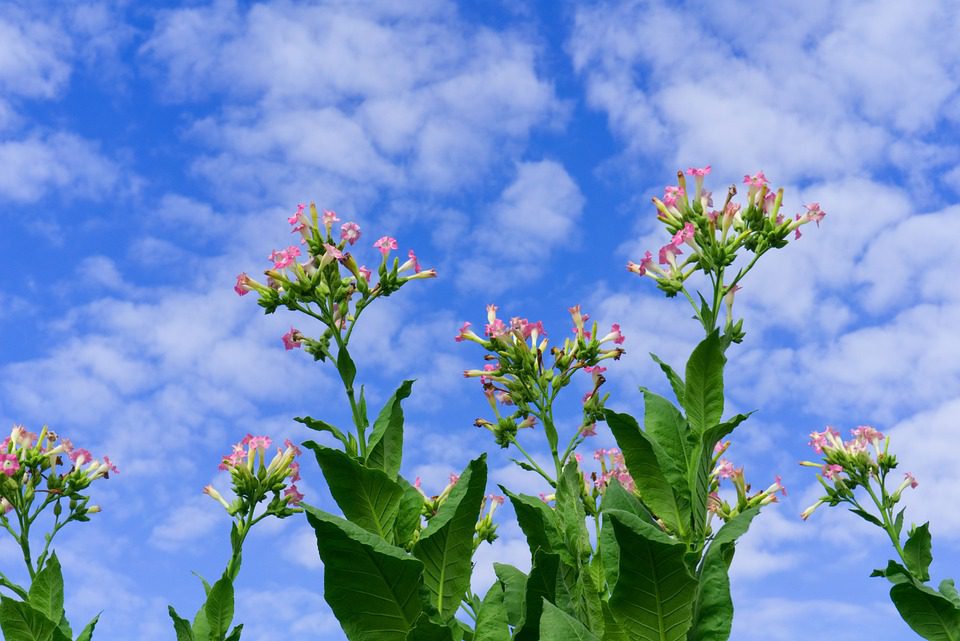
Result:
[0, 596, 69, 641]
[28, 552, 65, 626]
[168, 606, 194, 641]
[942, 580, 960, 609]
[204, 576, 235, 641]
[649, 354, 684, 407]
[293, 416, 349, 449]
[682, 332, 725, 434]
[513, 551, 561, 641]
[539, 600, 600, 641]
[474, 583, 510, 641]
[74, 614, 100, 641]
[414, 455, 487, 619]
[306, 441, 406, 543]
[871, 560, 912, 586]
[605, 409, 688, 537]
[904, 522, 934, 582]
[306, 506, 424, 641]
[849, 507, 884, 528]
[493, 564, 527, 627]
[889, 581, 960, 641]
[603, 511, 697, 641]
[366, 380, 415, 479]
[503, 488, 566, 562]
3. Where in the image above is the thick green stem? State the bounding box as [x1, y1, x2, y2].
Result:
[509, 435, 555, 487]
[863, 479, 906, 562]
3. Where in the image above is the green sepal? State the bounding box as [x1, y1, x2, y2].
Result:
[366, 380, 415, 479]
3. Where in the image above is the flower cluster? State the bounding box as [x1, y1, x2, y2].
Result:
[235, 202, 436, 360]
[799, 425, 914, 521]
[590, 448, 634, 493]
[204, 434, 303, 518]
[706, 441, 786, 524]
[628, 167, 825, 342]
[474, 493, 506, 546]
[458, 304, 624, 482]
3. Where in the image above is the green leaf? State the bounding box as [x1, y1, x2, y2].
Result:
[493, 564, 527, 627]
[306, 506, 424, 641]
[686, 415, 752, 538]
[871, 560, 912, 586]
[540, 600, 600, 641]
[294, 416, 349, 449]
[0, 596, 69, 641]
[895, 507, 907, 537]
[905, 522, 934, 582]
[406, 615, 455, 641]
[395, 475, 426, 548]
[889, 581, 960, 641]
[475, 583, 510, 641]
[682, 332, 725, 434]
[74, 614, 100, 641]
[687, 509, 758, 641]
[168, 606, 194, 641]
[556, 462, 592, 566]
[192, 572, 213, 597]
[605, 409, 688, 537]
[603, 511, 697, 641]
[29, 552, 65, 625]
[514, 551, 561, 641]
[224, 624, 243, 641]
[337, 347, 357, 389]
[204, 576, 235, 641]
[649, 354, 684, 406]
[306, 441, 406, 542]
[191, 607, 210, 641]
[942, 580, 960, 609]
[600, 479, 653, 523]
[601, 602, 629, 641]
[640, 390, 692, 480]
[503, 488, 566, 562]
[849, 507, 884, 528]
[366, 380, 415, 478]
[414, 455, 487, 619]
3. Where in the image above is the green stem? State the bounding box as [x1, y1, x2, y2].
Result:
[862, 480, 906, 562]
[508, 435, 555, 487]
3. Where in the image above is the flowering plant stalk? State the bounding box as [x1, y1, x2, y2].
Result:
[451, 168, 817, 641]
[238, 205, 502, 641]
[801, 427, 960, 640]
[0, 424, 114, 641]
[168, 434, 303, 641]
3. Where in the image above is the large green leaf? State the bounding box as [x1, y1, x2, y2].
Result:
[686, 415, 752, 538]
[905, 523, 933, 582]
[649, 354, 685, 406]
[395, 475, 426, 548]
[306, 506, 424, 641]
[605, 409, 688, 537]
[337, 347, 357, 389]
[890, 581, 960, 641]
[28, 553, 65, 628]
[413, 455, 487, 619]
[503, 488, 566, 562]
[540, 600, 600, 641]
[74, 614, 100, 641]
[641, 390, 692, 479]
[306, 441, 405, 542]
[514, 551, 561, 641]
[556, 462, 592, 567]
[604, 512, 697, 641]
[204, 576, 235, 641]
[687, 509, 759, 641]
[168, 606, 194, 641]
[406, 615, 455, 641]
[493, 564, 527, 627]
[600, 479, 652, 522]
[366, 380, 415, 478]
[0, 596, 69, 641]
[682, 333, 725, 434]
[474, 583, 510, 641]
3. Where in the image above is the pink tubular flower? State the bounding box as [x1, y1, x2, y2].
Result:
[321, 209, 339, 228]
[714, 459, 735, 479]
[234, 272, 253, 296]
[627, 250, 655, 276]
[340, 222, 361, 245]
[69, 449, 93, 468]
[284, 484, 304, 505]
[905, 472, 918, 489]
[1, 453, 19, 477]
[103, 455, 119, 475]
[455, 321, 478, 343]
[374, 236, 398, 257]
[658, 241, 683, 268]
[282, 328, 303, 350]
[686, 166, 711, 178]
[288, 203, 306, 225]
[822, 464, 843, 480]
[686, 166, 711, 200]
[599, 323, 625, 345]
[851, 425, 884, 445]
[268, 246, 301, 270]
[248, 436, 272, 452]
[743, 170, 769, 188]
[358, 265, 372, 282]
[802, 203, 826, 226]
[322, 243, 343, 260]
[404, 249, 421, 273]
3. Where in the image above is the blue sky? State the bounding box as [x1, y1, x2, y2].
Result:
[1, 0, 959, 639]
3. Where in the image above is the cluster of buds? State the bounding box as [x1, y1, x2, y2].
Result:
[234, 203, 436, 359]
[414, 473, 461, 521]
[204, 435, 303, 519]
[459, 304, 625, 451]
[627, 167, 826, 342]
[0, 424, 115, 521]
[475, 493, 506, 547]
[799, 425, 914, 521]
[707, 441, 786, 524]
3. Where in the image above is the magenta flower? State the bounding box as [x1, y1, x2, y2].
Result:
[374, 236, 398, 257]
[686, 166, 711, 177]
[358, 265, 372, 282]
[321, 209, 340, 228]
[340, 222, 361, 245]
[822, 464, 844, 480]
[905, 472, 918, 489]
[658, 241, 683, 268]
[282, 328, 303, 350]
[283, 484, 304, 505]
[743, 170, 769, 188]
[662, 185, 685, 208]
[268, 246, 301, 270]
[400, 249, 421, 273]
[322, 243, 343, 261]
[455, 321, 475, 343]
[287, 203, 305, 225]
[0, 453, 19, 477]
[234, 272, 253, 296]
[69, 449, 93, 468]
[627, 251, 655, 276]
[803, 202, 826, 226]
[714, 459, 735, 479]
[103, 455, 119, 475]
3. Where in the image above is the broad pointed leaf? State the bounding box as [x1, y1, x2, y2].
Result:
[337, 347, 357, 389]
[540, 600, 600, 641]
[890, 581, 960, 641]
[604, 512, 696, 641]
[905, 522, 933, 582]
[74, 614, 100, 641]
[514, 551, 561, 641]
[503, 488, 566, 562]
[366, 380, 415, 478]
[682, 333, 725, 434]
[474, 583, 510, 641]
[406, 615, 454, 641]
[414, 455, 487, 618]
[556, 462, 592, 566]
[0, 596, 69, 641]
[28, 552, 65, 625]
[306, 506, 424, 641]
[168, 606, 194, 641]
[306, 441, 405, 542]
[204, 576, 235, 641]
[640, 390, 692, 481]
[493, 564, 527, 627]
[649, 354, 684, 406]
[395, 475, 426, 548]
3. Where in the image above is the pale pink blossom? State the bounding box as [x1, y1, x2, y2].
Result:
[658, 241, 683, 267]
[905, 472, 918, 489]
[627, 251, 655, 276]
[234, 272, 254, 296]
[69, 449, 93, 467]
[455, 321, 475, 342]
[358, 265, 372, 282]
[743, 171, 769, 188]
[686, 166, 711, 178]
[322, 243, 343, 260]
[822, 464, 843, 480]
[1, 453, 19, 477]
[403, 249, 421, 273]
[284, 484, 304, 505]
[288, 203, 305, 225]
[321, 209, 339, 228]
[374, 236, 398, 256]
[282, 328, 303, 350]
[248, 436, 272, 452]
[714, 459, 735, 479]
[581, 423, 597, 437]
[103, 455, 119, 475]
[662, 185, 685, 208]
[268, 246, 301, 270]
[599, 323, 625, 345]
[341, 222, 361, 245]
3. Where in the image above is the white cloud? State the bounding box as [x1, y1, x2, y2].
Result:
[0, 9, 71, 99]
